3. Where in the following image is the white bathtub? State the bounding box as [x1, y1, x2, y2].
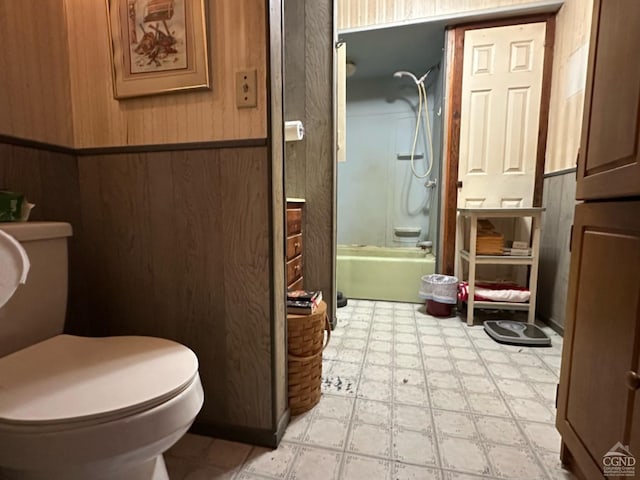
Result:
[336, 245, 436, 303]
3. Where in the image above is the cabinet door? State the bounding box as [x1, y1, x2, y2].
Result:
[557, 201, 640, 479]
[576, 0, 640, 200]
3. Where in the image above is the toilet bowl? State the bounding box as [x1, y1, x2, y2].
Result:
[0, 223, 204, 479]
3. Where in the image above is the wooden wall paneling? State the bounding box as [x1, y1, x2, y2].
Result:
[0, 143, 86, 332]
[284, 0, 307, 198]
[219, 147, 272, 429]
[284, 0, 336, 321]
[268, 0, 288, 430]
[337, 0, 551, 30]
[77, 147, 273, 431]
[0, 1, 74, 146]
[303, 0, 336, 322]
[64, 0, 269, 147]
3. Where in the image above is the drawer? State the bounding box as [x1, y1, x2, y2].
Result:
[286, 208, 302, 236]
[288, 276, 304, 291]
[286, 234, 303, 260]
[286, 255, 303, 285]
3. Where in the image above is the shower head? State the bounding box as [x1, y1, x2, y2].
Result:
[393, 71, 420, 84]
[394, 63, 441, 86]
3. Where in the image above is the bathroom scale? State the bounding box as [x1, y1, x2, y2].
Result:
[483, 320, 551, 347]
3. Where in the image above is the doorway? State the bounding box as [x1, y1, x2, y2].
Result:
[336, 22, 447, 303]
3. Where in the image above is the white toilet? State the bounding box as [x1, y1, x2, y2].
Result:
[0, 222, 204, 480]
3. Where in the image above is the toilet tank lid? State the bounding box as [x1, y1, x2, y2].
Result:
[0, 222, 72, 241]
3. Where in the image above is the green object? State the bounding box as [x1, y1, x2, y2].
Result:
[0, 190, 24, 222]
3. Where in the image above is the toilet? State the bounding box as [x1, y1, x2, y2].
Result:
[0, 222, 204, 480]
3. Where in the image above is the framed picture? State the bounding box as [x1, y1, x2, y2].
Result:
[106, 0, 210, 99]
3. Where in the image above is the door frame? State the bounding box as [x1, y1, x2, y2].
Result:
[441, 13, 556, 275]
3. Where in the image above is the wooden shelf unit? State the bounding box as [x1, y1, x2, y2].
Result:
[456, 207, 544, 326]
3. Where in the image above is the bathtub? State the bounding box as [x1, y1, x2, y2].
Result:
[336, 245, 436, 303]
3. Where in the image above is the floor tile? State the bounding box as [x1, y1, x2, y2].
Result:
[433, 410, 478, 440]
[537, 450, 578, 479]
[205, 439, 252, 470]
[394, 383, 430, 406]
[474, 416, 528, 447]
[241, 443, 297, 478]
[425, 357, 455, 372]
[340, 454, 392, 480]
[348, 422, 392, 457]
[358, 378, 393, 402]
[303, 417, 349, 449]
[454, 360, 487, 376]
[288, 447, 342, 480]
[313, 394, 354, 421]
[393, 428, 438, 466]
[184, 465, 235, 480]
[282, 411, 313, 442]
[466, 392, 511, 417]
[395, 368, 426, 387]
[487, 363, 522, 380]
[162, 301, 567, 480]
[430, 388, 470, 412]
[367, 350, 393, 365]
[438, 437, 492, 476]
[168, 434, 214, 459]
[354, 399, 392, 426]
[486, 444, 546, 479]
[521, 421, 562, 452]
[362, 364, 393, 384]
[422, 345, 450, 358]
[396, 343, 420, 355]
[427, 372, 462, 390]
[520, 365, 558, 383]
[510, 398, 556, 423]
[495, 379, 538, 400]
[394, 353, 423, 369]
[460, 375, 497, 394]
[369, 340, 393, 353]
[393, 462, 442, 479]
[449, 348, 480, 361]
[371, 330, 393, 341]
[393, 403, 432, 432]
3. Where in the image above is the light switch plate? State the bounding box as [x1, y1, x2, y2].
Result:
[236, 70, 257, 108]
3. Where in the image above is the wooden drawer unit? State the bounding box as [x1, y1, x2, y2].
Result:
[286, 200, 305, 290]
[286, 234, 303, 260]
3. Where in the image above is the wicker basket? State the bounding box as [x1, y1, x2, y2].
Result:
[287, 300, 330, 415]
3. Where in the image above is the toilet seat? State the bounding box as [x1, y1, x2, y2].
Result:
[0, 335, 199, 428]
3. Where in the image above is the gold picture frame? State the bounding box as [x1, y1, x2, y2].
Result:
[106, 0, 210, 99]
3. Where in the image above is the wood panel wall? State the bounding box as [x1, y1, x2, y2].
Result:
[284, 0, 336, 321]
[267, 0, 288, 428]
[77, 147, 274, 430]
[337, 0, 544, 30]
[0, 143, 91, 340]
[0, 1, 74, 147]
[64, 0, 268, 147]
[545, 0, 593, 173]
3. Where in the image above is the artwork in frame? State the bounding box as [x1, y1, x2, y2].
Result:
[106, 0, 210, 99]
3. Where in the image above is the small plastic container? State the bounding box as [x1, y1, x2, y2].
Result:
[419, 274, 458, 317]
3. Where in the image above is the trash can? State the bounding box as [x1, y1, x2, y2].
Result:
[419, 274, 458, 317]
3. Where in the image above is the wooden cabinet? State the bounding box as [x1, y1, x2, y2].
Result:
[576, 0, 640, 200]
[557, 202, 640, 479]
[286, 200, 305, 289]
[557, 1, 640, 478]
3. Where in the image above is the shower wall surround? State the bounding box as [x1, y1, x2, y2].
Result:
[338, 74, 443, 250]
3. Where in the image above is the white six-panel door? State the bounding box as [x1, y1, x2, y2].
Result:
[458, 22, 546, 209]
